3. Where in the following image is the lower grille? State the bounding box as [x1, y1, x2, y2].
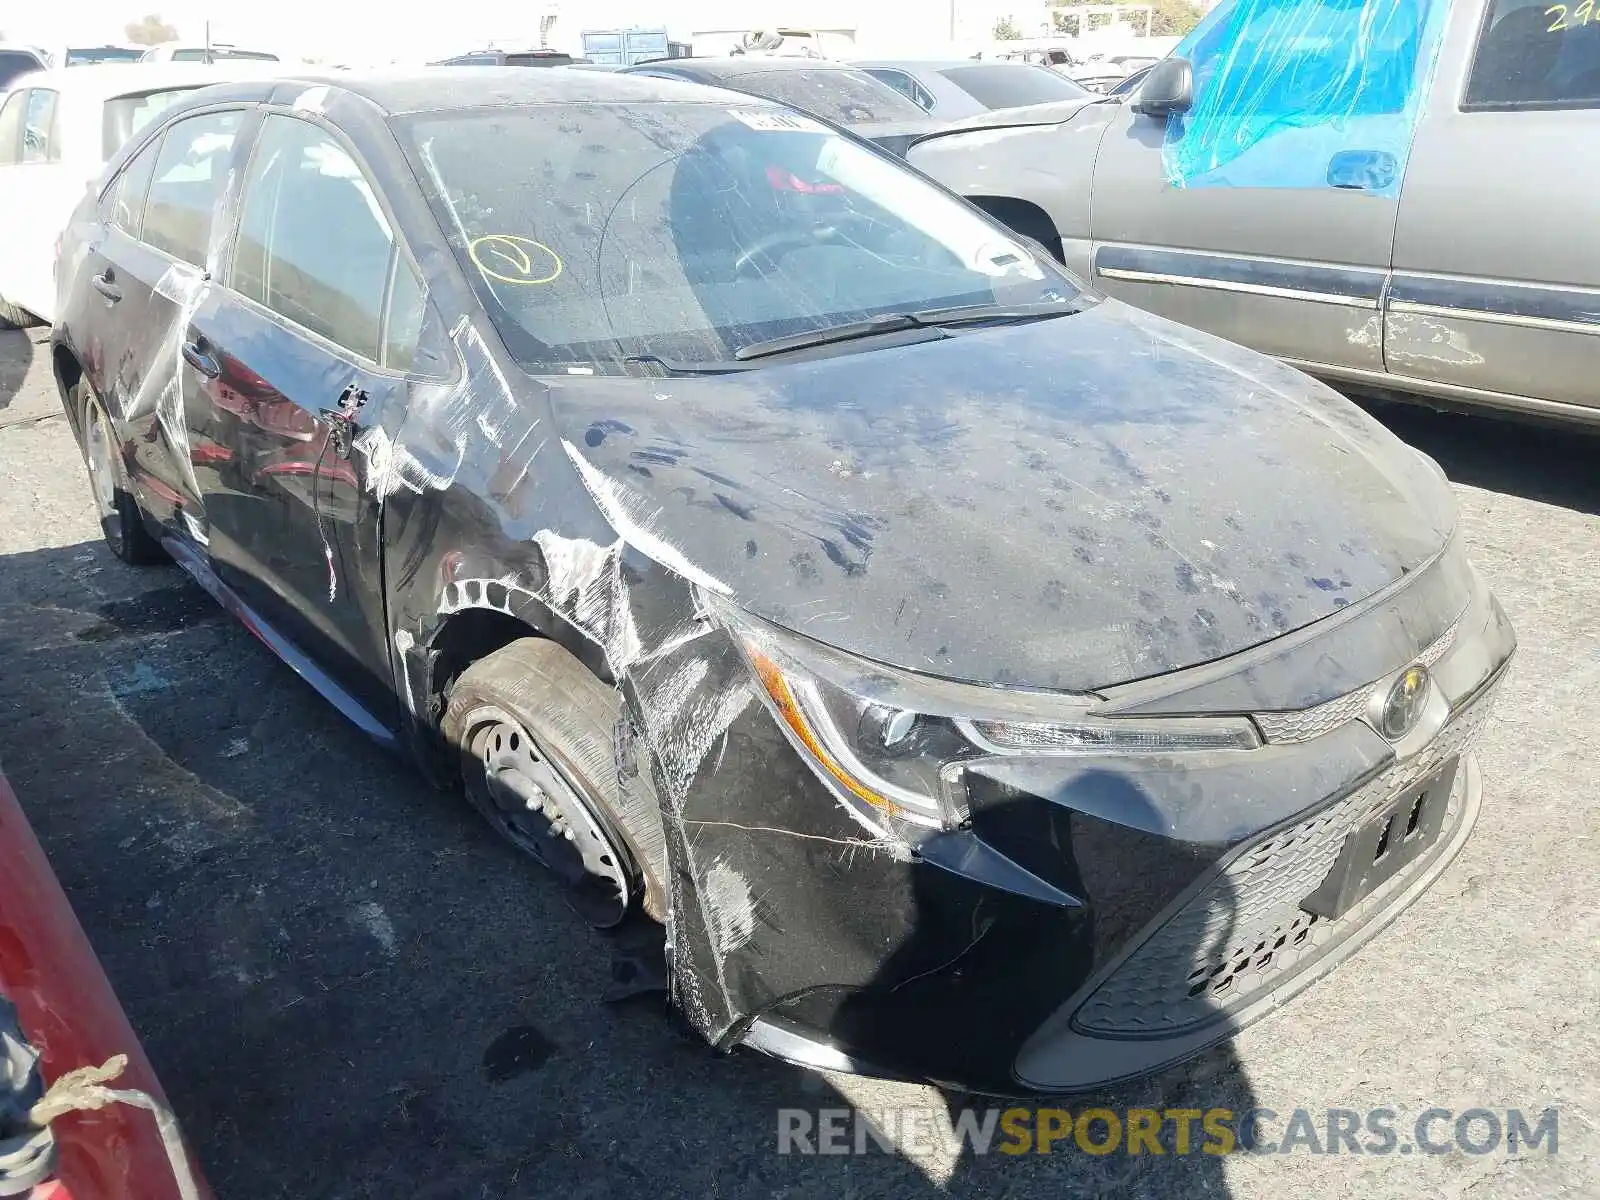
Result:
[1072, 684, 1498, 1038]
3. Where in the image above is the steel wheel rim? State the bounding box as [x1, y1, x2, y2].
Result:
[84, 405, 117, 521]
[465, 708, 631, 927]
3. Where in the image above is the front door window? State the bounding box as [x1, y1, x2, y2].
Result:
[1164, 0, 1451, 195]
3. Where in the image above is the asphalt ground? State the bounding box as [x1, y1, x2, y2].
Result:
[1, 322, 1595, 1198]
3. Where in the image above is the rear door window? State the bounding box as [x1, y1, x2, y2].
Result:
[142, 109, 243, 267]
[230, 114, 396, 361]
[21, 89, 58, 163]
[1463, 0, 1600, 108]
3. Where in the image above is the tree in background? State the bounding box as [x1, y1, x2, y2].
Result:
[125, 14, 179, 45]
[1150, 0, 1206, 36]
[993, 16, 1026, 40]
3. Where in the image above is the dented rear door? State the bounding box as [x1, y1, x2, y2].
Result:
[112, 105, 249, 538]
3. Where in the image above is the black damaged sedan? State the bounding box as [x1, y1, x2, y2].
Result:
[53, 69, 1514, 1094]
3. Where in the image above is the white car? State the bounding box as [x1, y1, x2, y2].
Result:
[0, 62, 282, 327]
[136, 42, 280, 64]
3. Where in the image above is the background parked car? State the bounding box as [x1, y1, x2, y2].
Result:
[55, 44, 146, 66]
[0, 767, 210, 1198]
[621, 56, 946, 156]
[910, 0, 1600, 427]
[855, 58, 1090, 118]
[137, 42, 280, 63]
[0, 62, 283, 327]
[429, 48, 589, 66]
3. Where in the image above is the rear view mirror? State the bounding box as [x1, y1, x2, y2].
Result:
[1131, 57, 1193, 118]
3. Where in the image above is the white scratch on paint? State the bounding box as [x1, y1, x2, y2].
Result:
[562, 439, 732, 596]
[355, 901, 398, 958]
[703, 862, 755, 956]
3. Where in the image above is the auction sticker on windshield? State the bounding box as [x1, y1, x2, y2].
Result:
[728, 108, 826, 134]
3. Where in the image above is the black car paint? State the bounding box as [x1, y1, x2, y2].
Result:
[52, 70, 1513, 1094]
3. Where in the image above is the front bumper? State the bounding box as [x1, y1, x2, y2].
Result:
[636, 559, 1514, 1096]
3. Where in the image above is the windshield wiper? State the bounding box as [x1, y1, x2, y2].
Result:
[733, 300, 1079, 362]
[621, 355, 753, 377]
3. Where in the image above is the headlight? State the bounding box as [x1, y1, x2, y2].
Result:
[707, 594, 1260, 844]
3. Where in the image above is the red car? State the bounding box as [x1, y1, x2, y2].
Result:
[0, 770, 208, 1199]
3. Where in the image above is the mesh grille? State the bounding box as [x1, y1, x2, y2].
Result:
[1073, 681, 1497, 1037]
[1254, 620, 1461, 745]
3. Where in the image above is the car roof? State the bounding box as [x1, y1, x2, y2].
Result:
[223, 67, 751, 114]
[853, 59, 991, 71]
[1, 61, 290, 100]
[631, 57, 863, 79]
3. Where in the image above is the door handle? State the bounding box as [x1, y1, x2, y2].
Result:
[181, 339, 220, 379]
[91, 271, 121, 303]
[320, 384, 369, 460]
[1327, 150, 1398, 192]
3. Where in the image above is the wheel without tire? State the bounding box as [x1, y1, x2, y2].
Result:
[76, 380, 167, 565]
[443, 637, 667, 927]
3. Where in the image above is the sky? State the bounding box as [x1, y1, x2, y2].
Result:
[2, 0, 1032, 64]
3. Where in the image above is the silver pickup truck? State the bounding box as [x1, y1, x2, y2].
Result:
[910, 0, 1600, 425]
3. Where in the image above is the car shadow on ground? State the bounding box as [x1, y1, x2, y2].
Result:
[0, 538, 1262, 1197]
[1364, 399, 1600, 517]
[0, 329, 35, 413]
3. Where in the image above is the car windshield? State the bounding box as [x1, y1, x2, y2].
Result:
[721, 68, 929, 124]
[940, 63, 1090, 108]
[401, 102, 1079, 374]
[0, 51, 41, 89]
[67, 46, 143, 64]
[102, 88, 200, 156]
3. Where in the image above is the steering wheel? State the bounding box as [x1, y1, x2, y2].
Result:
[732, 214, 883, 276]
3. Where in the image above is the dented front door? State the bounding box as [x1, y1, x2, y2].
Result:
[178, 111, 428, 734]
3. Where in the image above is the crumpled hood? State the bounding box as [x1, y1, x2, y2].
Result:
[550, 299, 1455, 692]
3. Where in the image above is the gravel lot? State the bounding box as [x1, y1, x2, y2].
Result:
[1, 323, 1595, 1198]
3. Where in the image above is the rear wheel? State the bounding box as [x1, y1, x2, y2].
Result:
[442, 638, 667, 928]
[76, 380, 167, 565]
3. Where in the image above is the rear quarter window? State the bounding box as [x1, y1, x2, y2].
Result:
[110, 136, 162, 237]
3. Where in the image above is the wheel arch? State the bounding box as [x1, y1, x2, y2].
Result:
[52, 342, 88, 443]
[394, 574, 618, 785]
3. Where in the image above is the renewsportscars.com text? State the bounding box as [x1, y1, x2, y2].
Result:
[777, 1106, 1559, 1158]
